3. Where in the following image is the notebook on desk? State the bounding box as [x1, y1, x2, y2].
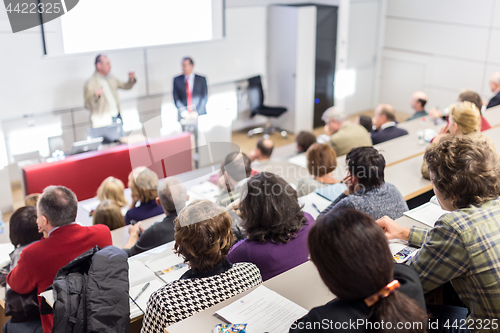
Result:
[128, 260, 165, 315]
[403, 200, 449, 228]
[314, 183, 347, 202]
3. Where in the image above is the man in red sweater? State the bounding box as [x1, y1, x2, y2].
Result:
[6, 186, 112, 333]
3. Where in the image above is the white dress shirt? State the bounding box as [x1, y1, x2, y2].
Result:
[380, 121, 397, 130]
[96, 74, 119, 117]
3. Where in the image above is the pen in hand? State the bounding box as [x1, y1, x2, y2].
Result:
[134, 282, 150, 301]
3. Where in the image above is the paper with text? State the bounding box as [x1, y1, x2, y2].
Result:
[215, 285, 308, 333]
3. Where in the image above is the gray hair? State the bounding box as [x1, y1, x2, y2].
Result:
[157, 177, 187, 214]
[491, 72, 500, 84]
[37, 186, 78, 227]
[321, 107, 347, 124]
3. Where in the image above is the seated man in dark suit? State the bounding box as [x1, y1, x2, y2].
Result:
[487, 71, 500, 109]
[123, 177, 187, 257]
[173, 57, 208, 119]
[371, 104, 408, 145]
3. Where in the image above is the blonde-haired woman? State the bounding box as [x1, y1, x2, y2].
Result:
[97, 177, 128, 208]
[125, 167, 163, 225]
[422, 101, 496, 179]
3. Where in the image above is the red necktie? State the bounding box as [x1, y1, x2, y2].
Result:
[186, 77, 193, 112]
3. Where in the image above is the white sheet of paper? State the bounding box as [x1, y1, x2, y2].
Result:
[189, 181, 220, 202]
[403, 202, 448, 228]
[215, 285, 308, 333]
[429, 195, 440, 206]
[129, 278, 165, 314]
[81, 199, 100, 213]
[128, 260, 158, 287]
[186, 190, 209, 205]
[39, 290, 55, 307]
[298, 192, 331, 219]
[0, 243, 14, 266]
[288, 154, 307, 168]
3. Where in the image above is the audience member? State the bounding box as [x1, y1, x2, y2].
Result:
[6, 186, 112, 333]
[290, 208, 426, 333]
[459, 90, 491, 131]
[321, 107, 372, 156]
[24, 193, 40, 207]
[319, 147, 408, 220]
[97, 176, 128, 208]
[141, 200, 262, 331]
[3, 206, 43, 332]
[125, 167, 163, 225]
[216, 152, 252, 207]
[421, 101, 496, 179]
[296, 143, 339, 197]
[93, 200, 126, 231]
[487, 71, 500, 109]
[407, 91, 428, 121]
[295, 131, 317, 154]
[226, 172, 315, 281]
[249, 138, 274, 166]
[377, 137, 500, 331]
[355, 115, 373, 133]
[428, 89, 491, 131]
[124, 178, 187, 257]
[371, 104, 408, 144]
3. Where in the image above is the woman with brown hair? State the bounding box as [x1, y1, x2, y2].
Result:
[93, 200, 126, 230]
[125, 166, 163, 225]
[226, 172, 315, 281]
[141, 200, 262, 331]
[290, 208, 426, 333]
[422, 101, 496, 179]
[296, 143, 340, 197]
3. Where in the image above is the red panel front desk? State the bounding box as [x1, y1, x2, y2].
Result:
[22, 132, 193, 201]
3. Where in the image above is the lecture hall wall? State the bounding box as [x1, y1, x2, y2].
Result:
[378, 0, 500, 116]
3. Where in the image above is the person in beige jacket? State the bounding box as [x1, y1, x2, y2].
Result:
[322, 106, 373, 156]
[84, 54, 137, 128]
[421, 101, 496, 179]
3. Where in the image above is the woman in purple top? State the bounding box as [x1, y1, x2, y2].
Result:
[125, 167, 164, 225]
[227, 172, 315, 281]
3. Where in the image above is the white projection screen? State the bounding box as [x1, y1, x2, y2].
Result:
[43, 0, 224, 55]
